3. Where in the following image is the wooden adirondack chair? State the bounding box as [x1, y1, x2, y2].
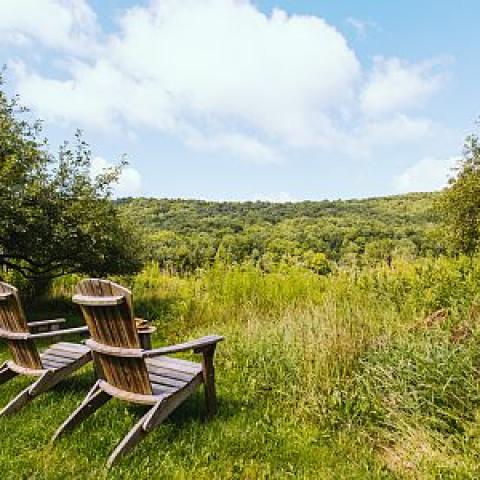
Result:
[52, 278, 223, 467]
[0, 282, 91, 416]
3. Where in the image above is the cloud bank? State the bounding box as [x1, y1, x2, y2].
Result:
[1, 0, 450, 170]
[394, 156, 458, 193]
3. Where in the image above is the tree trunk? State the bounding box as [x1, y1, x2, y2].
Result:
[30, 277, 51, 301]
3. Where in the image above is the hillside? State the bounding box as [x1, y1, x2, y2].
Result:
[117, 192, 444, 271]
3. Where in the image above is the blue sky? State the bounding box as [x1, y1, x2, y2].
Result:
[1, 0, 479, 200]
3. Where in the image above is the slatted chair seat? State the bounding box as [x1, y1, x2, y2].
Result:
[52, 278, 223, 467]
[147, 357, 203, 398]
[40, 343, 91, 370]
[0, 282, 91, 416]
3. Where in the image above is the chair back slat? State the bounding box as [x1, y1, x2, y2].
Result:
[74, 279, 152, 395]
[0, 282, 42, 369]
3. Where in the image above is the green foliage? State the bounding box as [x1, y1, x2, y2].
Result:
[118, 192, 443, 274]
[439, 126, 480, 254]
[0, 76, 141, 289]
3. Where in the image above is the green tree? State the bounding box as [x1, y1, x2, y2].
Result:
[364, 239, 395, 265]
[302, 250, 331, 275]
[0, 76, 141, 293]
[439, 126, 480, 254]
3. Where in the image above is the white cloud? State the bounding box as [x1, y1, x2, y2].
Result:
[0, 0, 99, 55]
[394, 156, 459, 193]
[361, 57, 445, 117]
[91, 156, 142, 197]
[8, 0, 361, 159]
[3, 0, 449, 162]
[355, 115, 432, 154]
[346, 17, 379, 37]
[184, 129, 281, 164]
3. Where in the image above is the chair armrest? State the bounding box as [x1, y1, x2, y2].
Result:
[0, 328, 30, 340]
[29, 326, 89, 340]
[142, 335, 224, 358]
[27, 318, 66, 328]
[85, 339, 143, 357]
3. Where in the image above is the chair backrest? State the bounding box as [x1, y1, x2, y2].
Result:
[0, 282, 42, 369]
[74, 279, 152, 395]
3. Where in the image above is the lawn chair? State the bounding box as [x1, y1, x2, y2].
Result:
[52, 278, 223, 467]
[0, 281, 91, 416]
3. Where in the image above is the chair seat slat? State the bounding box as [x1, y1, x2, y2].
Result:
[148, 372, 190, 389]
[40, 354, 71, 366]
[146, 358, 201, 379]
[145, 362, 198, 382]
[150, 383, 178, 395]
[54, 342, 91, 353]
[148, 356, 202, 374]
[42, 360, 65, 370]
[46, 347, 89, 361]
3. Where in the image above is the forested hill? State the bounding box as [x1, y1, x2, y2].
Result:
[117, 193, 438, 232]
[116, 192, 443, 272]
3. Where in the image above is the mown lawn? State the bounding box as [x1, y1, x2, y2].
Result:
[0, 332, 388, 479]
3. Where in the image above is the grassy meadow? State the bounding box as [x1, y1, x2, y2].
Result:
[2, 258, 480, 478]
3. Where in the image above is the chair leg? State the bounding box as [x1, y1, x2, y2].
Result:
[107, 416, 148, 468]
[0, 370, 53, 416]
[107, 381, 200, 467]
[52, 381, 111, 442]
[0, 353, 92, 418]
[0, 385, 32, 416]
[201, 346, 218, 417]
[0, 365, 17, 386]
[107, 402, 164, 468]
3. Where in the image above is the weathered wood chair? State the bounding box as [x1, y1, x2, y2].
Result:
[52, 278, 223, 467]
[0, 281, 91, 415]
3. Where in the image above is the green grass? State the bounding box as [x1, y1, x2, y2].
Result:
[2, 257, 480, 478]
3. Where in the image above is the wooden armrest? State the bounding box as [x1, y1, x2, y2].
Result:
[27, 318, 66, 327]
[72, 294, 125, 307]
[29, 326, 89, 339]
[142, 335, 224, 358]
[0, 325, 88, 340]
[85, 339, 143, 357]
[0, 328, 29, 340]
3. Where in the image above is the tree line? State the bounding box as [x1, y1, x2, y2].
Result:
[117, 193, 443, 273]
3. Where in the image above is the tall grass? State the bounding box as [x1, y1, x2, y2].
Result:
[37, 256, 480, 477]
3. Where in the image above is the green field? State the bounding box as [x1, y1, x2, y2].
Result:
[2, 257, 480, 479]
